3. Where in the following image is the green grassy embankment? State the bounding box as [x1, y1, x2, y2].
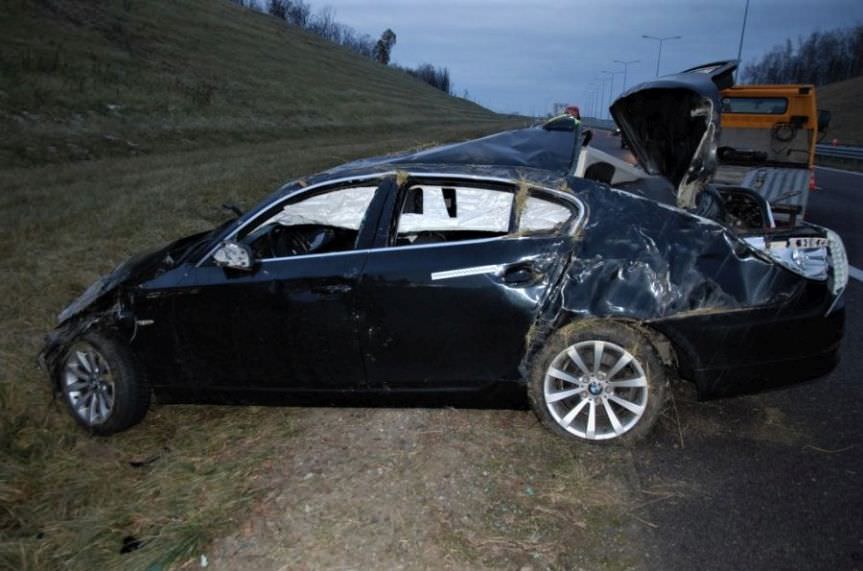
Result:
[0, 0, 511, 168]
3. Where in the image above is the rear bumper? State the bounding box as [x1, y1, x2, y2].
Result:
[651, 296, 845, 398]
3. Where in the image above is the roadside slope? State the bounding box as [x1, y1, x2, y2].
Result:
[0, 0, 503, 167]
[818, 75, 863, 146]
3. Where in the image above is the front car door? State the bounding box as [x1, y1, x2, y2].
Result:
[171, 180, 386, 391]
[357, 175, 583, 389]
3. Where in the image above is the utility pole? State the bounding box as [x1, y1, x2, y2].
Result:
[614, 59, 640, 92]
[642, 34, 682, 77]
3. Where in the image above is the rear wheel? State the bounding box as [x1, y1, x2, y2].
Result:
[58, 332, 150, 435]
[528, 322, 667, 445]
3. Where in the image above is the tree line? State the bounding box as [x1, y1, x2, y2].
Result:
[229, 0, 455, 95]
[742, 24, 863, 86]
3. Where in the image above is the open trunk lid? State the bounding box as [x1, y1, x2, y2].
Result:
[610, 61, 737, 209]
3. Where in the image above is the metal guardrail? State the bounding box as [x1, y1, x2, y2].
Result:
[816, 144, 863, 160]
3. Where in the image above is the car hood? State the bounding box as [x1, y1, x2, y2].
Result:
[57, 230, 212, 324]
[610, 61, 737, 209]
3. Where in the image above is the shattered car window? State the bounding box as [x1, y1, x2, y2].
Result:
[395, 185, 513, 245]
[247, 186, 377, 259]
[266, 186, 377, 230]
[519, 196, 572, 232]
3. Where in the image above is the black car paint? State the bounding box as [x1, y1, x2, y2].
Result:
[41, 63, 844, 403]
[41, 163, 843, 402]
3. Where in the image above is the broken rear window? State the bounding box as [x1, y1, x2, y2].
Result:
[519, 195, 572, 233]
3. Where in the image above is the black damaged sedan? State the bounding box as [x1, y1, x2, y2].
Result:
[41, 62, 847, 444]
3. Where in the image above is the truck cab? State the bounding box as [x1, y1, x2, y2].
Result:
[714, 83, 828, 225]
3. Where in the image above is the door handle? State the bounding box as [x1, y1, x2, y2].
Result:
[311, 283, 352, 295]
[501, 263, 543, 285]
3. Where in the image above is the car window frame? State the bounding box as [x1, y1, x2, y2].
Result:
[241, 185, 380, 261]
[389, 180, 517, 248]
[195, 172, 586, 266]
[383, 178, 581, 250]
[196, 177, 389, 267]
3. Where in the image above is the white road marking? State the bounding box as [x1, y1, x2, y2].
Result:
[850, 265, 863, 283]
[816, 165, 863, 177]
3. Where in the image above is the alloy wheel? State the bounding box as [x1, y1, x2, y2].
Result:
[62, 342, 116, 426]
[543, 340, 648, 440]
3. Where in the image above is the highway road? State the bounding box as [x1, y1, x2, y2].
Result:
[590, 128, 863, 570]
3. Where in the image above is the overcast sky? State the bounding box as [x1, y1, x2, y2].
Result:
[314, 0, 863, 115]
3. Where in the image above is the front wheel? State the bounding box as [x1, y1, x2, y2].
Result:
[57, 331, 150, 435]
[528, 322, 668, 445]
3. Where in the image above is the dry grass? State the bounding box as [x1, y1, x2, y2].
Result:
[0, 121, 524, 570]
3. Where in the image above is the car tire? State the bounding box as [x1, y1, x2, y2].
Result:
[57, 331, 150, 435]
[527, 321, 667, 445]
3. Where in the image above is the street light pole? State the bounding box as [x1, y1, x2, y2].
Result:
[642, 34, 682, 77]
[736, 0, 750, 63]
[594, 85, 602, 118]
[613, 59, 640, 92]
[602, 70, 624, 115]
[600, 72, 614, 119]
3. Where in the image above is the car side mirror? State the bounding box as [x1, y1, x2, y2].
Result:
[213, 240, 255, 271]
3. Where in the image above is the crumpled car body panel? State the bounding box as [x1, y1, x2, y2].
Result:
[524, 177, 844, 396]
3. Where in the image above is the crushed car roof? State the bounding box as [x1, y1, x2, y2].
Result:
[277, 117, 584, 196]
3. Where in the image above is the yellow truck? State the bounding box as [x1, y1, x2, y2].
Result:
[714, 84, 831, 224]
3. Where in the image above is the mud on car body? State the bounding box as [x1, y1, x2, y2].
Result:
[40, 62, 847, 444]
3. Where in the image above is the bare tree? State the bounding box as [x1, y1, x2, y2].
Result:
[286, 0, 310, 27]
[742, 25, 863, 86]
[267, 0, 287, 19]
[308, 6, 339, 41]
[400, 63, 452, 94]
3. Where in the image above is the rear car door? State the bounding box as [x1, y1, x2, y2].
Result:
[357, 176, 582, 389]
[172, 181, 385, 391]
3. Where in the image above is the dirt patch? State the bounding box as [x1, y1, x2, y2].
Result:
[206, 408, 648, 570]
[658, 383, 806, 448]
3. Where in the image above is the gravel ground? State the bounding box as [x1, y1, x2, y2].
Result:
[205, 406, 657, 570]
